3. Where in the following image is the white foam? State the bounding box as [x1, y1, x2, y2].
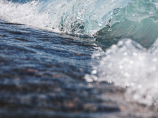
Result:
[0, 0, 130, 35]
[85, 38, 158, 106]
[0, 0, 64, 32]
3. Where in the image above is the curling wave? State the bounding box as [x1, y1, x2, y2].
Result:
[96, 0, 158, 48]
[0, 0, 130, 35]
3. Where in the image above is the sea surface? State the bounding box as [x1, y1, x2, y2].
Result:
[1, 0, 158, 117]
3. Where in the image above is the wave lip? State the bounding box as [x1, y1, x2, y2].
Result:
[96, 0, 158, 48]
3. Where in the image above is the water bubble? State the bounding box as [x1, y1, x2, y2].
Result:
[124, 72, 129, 77]
[125, 82, 129, 87]
[119, 65, 123, 69]
[118, 40, 123, 46]
[92, 70, 97, 74]
[138, 85, 142, 89]
[98, 23, 102, 26]
[133, 52, 137, 56]
[130, 60, 134, 64]
[124, 52, 127, 56]
[130, 83, 134, 86]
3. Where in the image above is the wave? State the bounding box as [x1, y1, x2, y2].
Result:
[0, 0, 130, 35]
[96, 0, 158, 48]
[1, 0, 158, 43]
[2, 0, 158, 107]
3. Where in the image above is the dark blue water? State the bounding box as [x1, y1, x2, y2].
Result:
[0, 19, 124, 118]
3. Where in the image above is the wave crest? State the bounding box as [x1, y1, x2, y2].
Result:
[0, 0, 130, 35]
[96, 0, 158, 48]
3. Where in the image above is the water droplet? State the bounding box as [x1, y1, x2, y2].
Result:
[119, 65, 123, 69]
[133, 52, 137, 56]
[92, 70, 97, 74]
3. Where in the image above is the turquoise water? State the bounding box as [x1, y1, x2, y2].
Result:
[96, 0, 158, 48]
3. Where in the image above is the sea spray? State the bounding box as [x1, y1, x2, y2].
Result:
[86, 38, 158, 106]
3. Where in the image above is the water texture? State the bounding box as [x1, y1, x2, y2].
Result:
[1, 0, 158, 117]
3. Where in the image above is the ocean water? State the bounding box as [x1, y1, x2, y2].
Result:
[1, 0, 158, 117]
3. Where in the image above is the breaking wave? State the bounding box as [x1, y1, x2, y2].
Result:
[0, 0, 130, 35]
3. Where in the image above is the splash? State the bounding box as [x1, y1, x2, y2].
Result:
[0, 0, 130, 35]
[86, 38, 158, 106]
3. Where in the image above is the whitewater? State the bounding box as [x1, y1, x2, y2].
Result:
[1, 0, 158, 113]
[0, 0, 131, 35]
